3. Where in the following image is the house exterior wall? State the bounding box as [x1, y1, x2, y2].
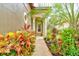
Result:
[0, 3, 31, 33]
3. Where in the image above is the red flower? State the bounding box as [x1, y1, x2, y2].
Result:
[19, 34, 24, 41]
[26, 39, 31, 48]
[19, 41, 25, 46]
[20, 36, 24, 41]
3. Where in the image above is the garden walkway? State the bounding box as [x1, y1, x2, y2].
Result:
[32, 36, 52, 56]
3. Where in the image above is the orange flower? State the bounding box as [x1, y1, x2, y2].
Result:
[5, 34, 10, 41]
[0, 34, 3, 40]
[14, 32, 17, 39]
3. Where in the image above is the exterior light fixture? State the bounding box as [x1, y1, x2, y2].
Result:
[24, 12, 27, 24]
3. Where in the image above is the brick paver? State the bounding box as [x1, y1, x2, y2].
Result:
[33, 36, 52, 56]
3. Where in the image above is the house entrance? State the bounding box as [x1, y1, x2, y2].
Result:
[35, 17, 43, 36]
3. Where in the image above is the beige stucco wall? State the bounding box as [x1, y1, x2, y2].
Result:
[0, 3, 31, 33]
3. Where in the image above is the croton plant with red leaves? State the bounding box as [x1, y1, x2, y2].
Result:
[0, 31, 35, 56]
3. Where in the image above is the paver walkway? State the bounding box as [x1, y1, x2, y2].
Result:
[33, 36, 52, 56]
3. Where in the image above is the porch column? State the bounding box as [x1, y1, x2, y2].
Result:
[44, 19, 47, 37]
[33, 17, 35, 31]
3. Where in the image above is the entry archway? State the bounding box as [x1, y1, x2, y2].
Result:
[35, 17, 43, 36]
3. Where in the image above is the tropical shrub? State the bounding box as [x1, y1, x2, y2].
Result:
[46, 28, 79, 56]
[61, 28, 78, 56]
[0, 31, 35, 56]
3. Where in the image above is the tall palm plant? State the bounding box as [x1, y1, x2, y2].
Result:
[64, 3, 79, 31]
[49, 3, 79, 31]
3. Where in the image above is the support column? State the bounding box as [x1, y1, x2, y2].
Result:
[33, 17, 35, 31]
[44, 19, 47, 37]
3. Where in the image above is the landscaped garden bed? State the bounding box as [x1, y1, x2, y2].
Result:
[45, 28, 79, 56]
[43, 3, 79, 56]
[0, 30, 35, 56]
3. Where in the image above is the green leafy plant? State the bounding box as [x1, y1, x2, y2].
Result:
[47, 29, 52, 40]
[61, 28, 78, 56]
